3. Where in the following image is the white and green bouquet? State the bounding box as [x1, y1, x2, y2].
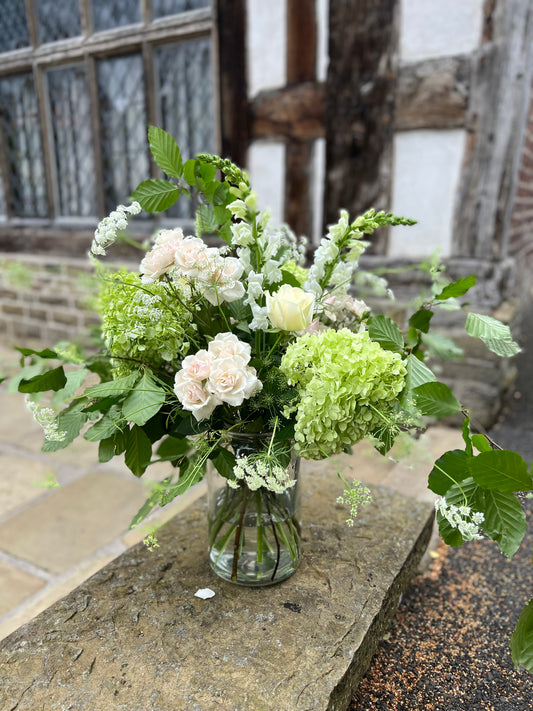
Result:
[9, 127, 533, 668]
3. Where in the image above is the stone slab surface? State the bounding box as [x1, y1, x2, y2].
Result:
[0, 471, 148, 574]
[0, 462, 434, 711]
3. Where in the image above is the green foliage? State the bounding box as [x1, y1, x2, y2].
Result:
[435, 275, 476, 300]
[511, 599, 533, 672]
[465, 312, 521, 357]
[18, 366, 67, 393]
[367, 315, 404, 352]
[413, 381, 462, 418]
[148, 125, 183, 178]
[131, 178, 180, 213]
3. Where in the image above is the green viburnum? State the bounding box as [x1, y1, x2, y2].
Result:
[280, 328, 407, 459]
[98, 270, 193, 376]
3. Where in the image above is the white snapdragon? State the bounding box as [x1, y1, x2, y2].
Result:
[91, 202, 141, 256]
[231, 222, 254, 246]
[228, 456, 296, 493]
[249, 303, 270, 331]
[435, 498, 485, 541]
[25, 397, 66, 442]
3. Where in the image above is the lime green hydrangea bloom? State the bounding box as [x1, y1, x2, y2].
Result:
[280, 328, 407, 459]
[98, 270, 193, 376]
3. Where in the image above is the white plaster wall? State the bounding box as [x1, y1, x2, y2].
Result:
[316, 0, 329, 82]
[246, 0, 286, 97]
[247, 141, 286, 226]
[389, 129, 467, 258]
[312, 138, 326, 244]
[400, 0, 484, 62]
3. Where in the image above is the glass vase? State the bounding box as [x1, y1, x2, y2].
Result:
[206, 433, 301, 586]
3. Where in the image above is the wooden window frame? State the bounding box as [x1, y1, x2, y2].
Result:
[0, 0, 217, 254]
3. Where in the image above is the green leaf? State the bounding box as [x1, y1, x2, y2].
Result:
[195, 203, 219, 236]
[481, 489, 526, 558]
[470, 450, 533, 492]
[413, 381, 462, 418]
[210, 447, 237, 479]
[15, 346, 57, 359]
[148, 125, 183, 178]
[420, 332, 463, 360]
[84, 405, 123, 442]
[130, 476, 173, 529]
[428, 449, 471, 495]
[131, 178, 180, 213]
[511, 599, 533, 672]
[51, 368, 89, 405]
[435, 275, 476, 300]
[41, 411, 87, 452]
[462, 417, 473, 457]
[124, 424, 152, 477]
[18, 366, 67, 393]
[122, 372, 166, 426]
[98, 431, 127, 463]
[471, 433, 492, 453]
[480, 338, 522, 358]
[367, 315, 404, 352]
[160, 452, 205, 504]
[84, 373, 139, 399]
[405, 354, 436, 393]
[156, 436, 190, 461]
[408, 308, 433, 333]
[465, 312, 521, 357]
[183, 158, 196, 186]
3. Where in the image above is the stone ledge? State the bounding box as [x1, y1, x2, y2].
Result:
[0, 462, 434, 711]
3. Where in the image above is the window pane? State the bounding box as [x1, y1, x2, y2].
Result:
[155, 38, 214, 219]
[48, 66, 97, 217]
[0, 0, 30, 53]
[152, 0, 210, 19]
[92, 0, 141, 32]
[0, 74, 48, 218]
[34, 0, 81, 44]
[97, 54, 149, 213]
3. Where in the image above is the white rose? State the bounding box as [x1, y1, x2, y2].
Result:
[201, 256, 245, 305]
[266, 284, 315, 331]
[180, 350, 213, 381]
[207, 357, 262, 407]
[139, 243, 177, 283]
[173, 371, 220, 422]
[154, 227, 184, 247]
[208, 333, 251, 364]
[174, 237, 212, 277]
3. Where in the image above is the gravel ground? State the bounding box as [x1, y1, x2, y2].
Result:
[351, 306, 533, 711]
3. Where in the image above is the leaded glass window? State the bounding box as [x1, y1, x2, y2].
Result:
[0, 73, 48, 218]
[92, 0, 141, 33]
[152, 0, 210, 19]
[0, 0, 30, 53]
[98, 54, 149, 213]
[34, 0, 82, 45]
[155, 37, 214, 218]
[47, 66, 97, 217]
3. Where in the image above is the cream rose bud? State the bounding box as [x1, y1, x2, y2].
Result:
[266, 284, 315, 331]
[173, 371, 220, 422]
[207, 358, 262, 407]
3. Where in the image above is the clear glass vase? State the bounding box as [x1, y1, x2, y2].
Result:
[207, 433, 301, 586]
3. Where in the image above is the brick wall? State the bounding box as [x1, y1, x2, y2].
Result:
[0, 254, 100, 348]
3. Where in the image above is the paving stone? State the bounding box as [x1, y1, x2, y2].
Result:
[0, 453, 53, 518]
[0, 461, 434, 711]
[0, 560, 45, 617]
[0, 471, 149, 575]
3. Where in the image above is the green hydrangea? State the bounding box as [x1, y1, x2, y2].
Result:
[280, 328, 407, 459]
[98, 270, 193, 376]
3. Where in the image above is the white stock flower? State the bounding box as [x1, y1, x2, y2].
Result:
[173, 371, 220, 422]
[266, 284, 315, 331]
[249, 303, 270, 331]
[231, 222, 253, 246]
[206, 357, 262, 407]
